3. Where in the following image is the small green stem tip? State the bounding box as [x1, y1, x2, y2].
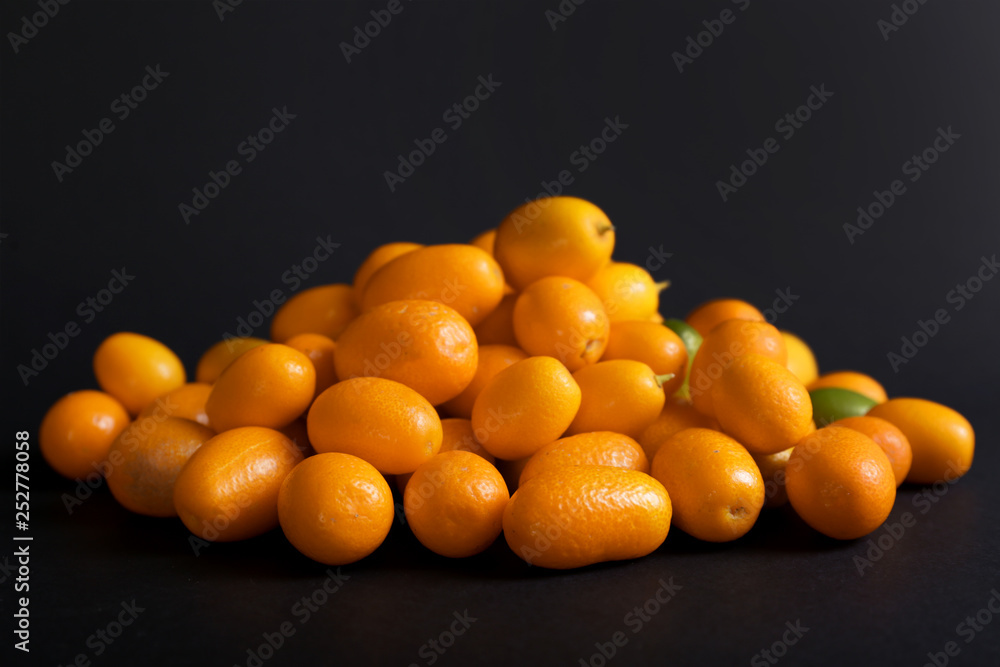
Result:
[655, 373, 676, 388]
[655, 280, 671, 292]
[596, 224, 615, 235]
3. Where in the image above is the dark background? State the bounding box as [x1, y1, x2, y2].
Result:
[2, 1, 999, 665]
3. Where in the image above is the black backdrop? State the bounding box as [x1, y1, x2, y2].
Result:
[2, 2, 999, 666]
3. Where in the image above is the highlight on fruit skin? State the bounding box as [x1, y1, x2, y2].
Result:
[503, 465, 671, 569]
[334, 299, 478, 406]
[493, 196, 616, 291]
[867, 397, 974, 484]
[470, 356, 582, 461]
[173, 426, 304, 542]
[34, 199, 979, 570]
[512, 276, 610, 371]
[93, 332, 187, 415]
[307, 376, 443, 475]
[278, 452, 395, 566]
[650, 427, 764, 543]
[404, 450, 509, 559]
[519, 431, 648, 486]
[39, 389, 131, 479]
[204, 343, 316, 432]
[360, 244, 505, 326]
[785, 426, 896, 541]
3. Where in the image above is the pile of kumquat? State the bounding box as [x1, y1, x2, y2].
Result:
[39, 197, 975, 569]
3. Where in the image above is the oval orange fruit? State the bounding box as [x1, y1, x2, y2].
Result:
[307, 377, 443, 475]
[93, 332, 186, 415]
[404, 451, 510, 558]
[334, 300, 478, 406]
[39, 390, 131, 479]
[867, 398, 973, 484]
[173, 426, 303, 541]
[513, 276, 609, 371]
[786, 426, 896, 540]
[503, 465, 670, 569]
[360, 244, 504, 326]
[278, 452, 394, 565]
[270, 284, 359, 343]
[106, 416, 215, 517]
[494, 196, 615, 291]
[565, 360, 667, 439]
[711, 353, 813, 455]
[205, 343, 316, 431]
[470, 356, 581, 460]
[650, 428, 764, 542]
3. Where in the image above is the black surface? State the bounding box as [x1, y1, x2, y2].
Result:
[2, 1, 1000, 665]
